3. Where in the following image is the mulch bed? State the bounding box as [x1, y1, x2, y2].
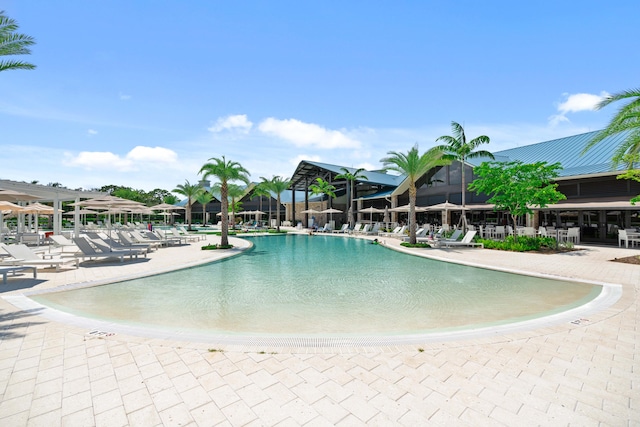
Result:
[611, 255, 640, 265]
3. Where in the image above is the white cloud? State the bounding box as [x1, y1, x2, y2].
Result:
[259, 118, 361, 149]
[66, 146, 178, 171]
[557, 92, 608, 114]
[549, 91, 609, 126]
[119, 92, 132, 100]
[87, 129, 98, 135]
[208, 114, 253, 133]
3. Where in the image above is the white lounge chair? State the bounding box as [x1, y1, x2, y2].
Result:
[332, 224, 349, 234]
[48, 235, 81, 254]
[434, 230, 483, 248]
[73, 237, 141, 263]
[1, 243, 79, 271]
[1, 265, 37, 284]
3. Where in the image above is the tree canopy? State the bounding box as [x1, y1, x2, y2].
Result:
[469, 161, 566, 240]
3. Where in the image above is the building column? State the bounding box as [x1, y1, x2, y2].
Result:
[391, 196, 398, 224]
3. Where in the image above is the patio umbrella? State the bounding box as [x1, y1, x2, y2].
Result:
[320, 208, 342, 225]
[0, 190, 42, 238]
[426, 201, 468, 228]
[21, 202, 55, 234]
[383, 206, 390, 224]
[0, 201, 27, 242]
[359, 206, 383, 223]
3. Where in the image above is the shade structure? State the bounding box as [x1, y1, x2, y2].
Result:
[0, 189, 41, 202]
[425, 201, 468, 211]
[320, 208, 342, 226]
[426, 201, 468, 228]
[388, 204, 427, 212]
[360, 206, 383, 223]
[150, 202, 185, 211]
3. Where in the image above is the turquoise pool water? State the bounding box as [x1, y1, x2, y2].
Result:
[32, 234, 601, 336]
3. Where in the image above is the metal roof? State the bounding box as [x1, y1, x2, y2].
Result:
[469, 130, 629, 177]
[289, 160, 403, 190]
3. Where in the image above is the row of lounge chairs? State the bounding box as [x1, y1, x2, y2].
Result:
[0, 227, 203, 277]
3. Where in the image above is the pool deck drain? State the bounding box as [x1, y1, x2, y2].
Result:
[0, 232, 638, 425]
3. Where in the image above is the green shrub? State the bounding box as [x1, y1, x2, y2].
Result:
[476, 235, 559, 252]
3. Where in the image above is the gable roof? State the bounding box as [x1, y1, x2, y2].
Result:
[469, 130, 629, 178]
[289, 160, 403, 190]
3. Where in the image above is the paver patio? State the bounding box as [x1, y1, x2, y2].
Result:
[0, 232, 638, 426]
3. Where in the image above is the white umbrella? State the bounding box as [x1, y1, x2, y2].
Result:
[426, 201, 468, 228]
[320, 208, 342, 225]
[359, 206, 383, 223]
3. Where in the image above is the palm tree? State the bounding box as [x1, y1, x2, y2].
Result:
[262, 176, 291, 232]
[435, 121, 493, 209]
[195, 190, 214, 225]
[381, 145, 450, 244]
[259, 177, 275, 227]
[226, 183, 245, 227]
[582, 88, 640, 166]
[173, 180, 202, 230]
[251, 182, 271, 226]
[199, 156, 250, 246]
[335, 167, 368, 226]
[0, 10, 36, 72]
[309, 178, 337, 227]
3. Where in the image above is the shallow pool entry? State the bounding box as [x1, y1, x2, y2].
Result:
[32, 234, 601, 337]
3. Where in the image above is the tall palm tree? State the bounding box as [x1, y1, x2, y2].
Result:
[435, 121, 493, 209]
[582, 88, 640, 166]
[0, 10, 36, 72]
[262, 176, 291, 232]
[335, 167, 368, 226]
[195, 190, 214, 225]
[173, 180, 202, 230]
[381, 145, 450, 244]
[199, 156, 250, 246]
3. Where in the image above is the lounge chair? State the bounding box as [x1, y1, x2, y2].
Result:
[118, 231, 160, 251]
[177, 226, 206, 241]
[1, 265, 37, 284]
[154, 229, 187, 245]
[85, 232, 152, 253]
[433, 230, 483, 248]
[355, 224, 371, 235]
[48, 235, 81, 255]
[86, 236, 147, 259]
[386, 225, 407, 239]
[349, 223, 363, 234]
[129, 230, 172, 247]
[73, 237, 141, 263]
[365, 223, 381, 235]
[379, 226, 400, 237]
[403, 227, 428, 242]
[332, 224, 349, 234]
[0, 243, 79, 271]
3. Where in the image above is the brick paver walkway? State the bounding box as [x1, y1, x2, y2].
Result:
[0, 232, 638, 426]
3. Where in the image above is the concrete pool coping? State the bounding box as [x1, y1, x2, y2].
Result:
[2, 232, 624, 349]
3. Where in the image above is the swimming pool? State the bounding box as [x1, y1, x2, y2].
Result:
[31, 234, 604, 342]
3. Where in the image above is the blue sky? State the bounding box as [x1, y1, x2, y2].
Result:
[1, 1, 637, 192]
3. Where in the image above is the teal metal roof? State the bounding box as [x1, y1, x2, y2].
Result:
[290, 160, 404, 189]
[469, 130, 629, 177]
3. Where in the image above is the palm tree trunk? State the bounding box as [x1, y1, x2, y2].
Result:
[276, 195, 281, 232]
[409, 183, 417, 244]
[220, 183, 229, 247]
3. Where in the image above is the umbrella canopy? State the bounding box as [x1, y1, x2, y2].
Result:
[320, 208, 342, 214]
[21, 202, 55, 214]
[0, 201, 27, 212]
[389, 204, 427, 212]
[0, 189, 41, 202]
[360, 206, 383, 222]
[425, 201, 469, 211]
[300, 208, 320, 214]
[150, 202, 185, 211]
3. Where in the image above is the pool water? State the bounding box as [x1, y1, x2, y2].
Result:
[32, 234, 601, 337]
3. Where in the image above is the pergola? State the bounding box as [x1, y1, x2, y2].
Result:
[0, 180, 106, 237]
